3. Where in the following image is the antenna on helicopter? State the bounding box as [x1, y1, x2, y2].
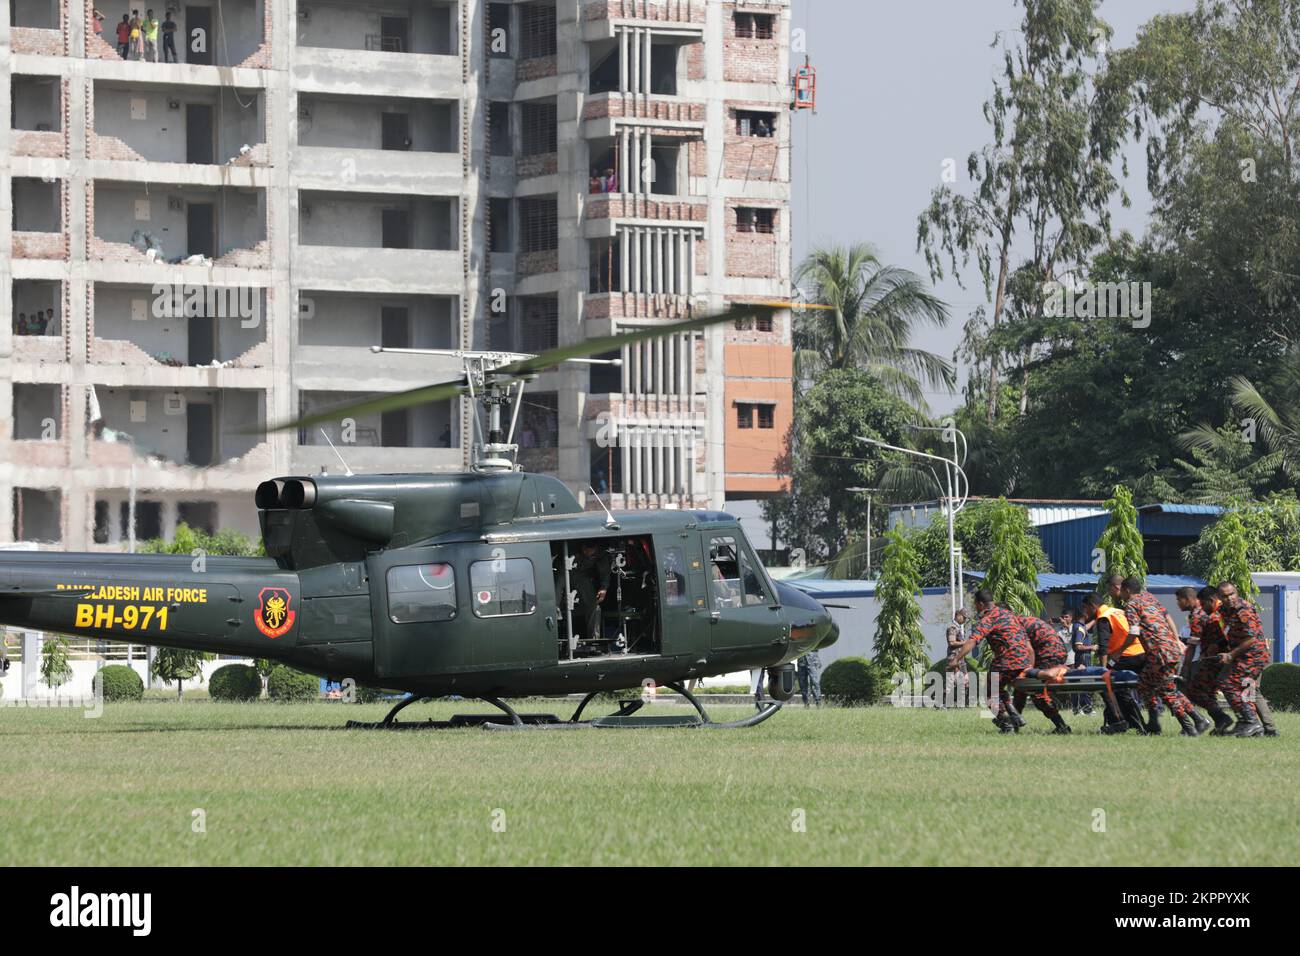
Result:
[319, 428, 355, 477]
[587, 486, 620, 530]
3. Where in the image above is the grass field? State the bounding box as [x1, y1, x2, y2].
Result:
[2, 698, 1297, 866]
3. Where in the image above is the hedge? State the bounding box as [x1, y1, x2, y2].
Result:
[209, 664, 263, 701]
[1261, 663, 1300, 712]
[820, 656, 890, 706]
[267, 665, 320, 701]
[95, 665, 143, 702]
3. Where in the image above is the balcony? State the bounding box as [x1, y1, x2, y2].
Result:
[295, 191, 460, 292]
[293, 94, 460, 192]
[11, 75, 65, 159]
[89, 183, 268, 269]
[89, 282, 269, 380]
[294, 0, 459, 94]
[89, 82, 268, 184]
[11, 0, 64, 56]
[293, 389, 459, 473]
[583, 0, 707, 33]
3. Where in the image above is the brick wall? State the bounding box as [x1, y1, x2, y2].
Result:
[13, 233, 70, 260]
[723, 105, 783, 182]
[584, 0, 706, 23]
[85, 0, 122, 60]
[517, 55, 558, 82]
[586, 195, 706, 221]
[518, 250, 559, 276]
[234, 0, 274, 68]
[725, 207, 779, 278]
[214, 239, 271, 269]
[12, 28, 66, 57]
[584, 293, 692, 321]
[686, 41, 705, 80]
[518, 152, 559, 178]
[89, 134, 147, 162]
[582, 96, 705, 123]
[12, 131, 67, 159]
[722, 4, 783, 84]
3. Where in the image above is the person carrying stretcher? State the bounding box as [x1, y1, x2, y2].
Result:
[1080, 592, 1144, 734]
[947, 590, 1033, 734]
[1119, 576, 1211, 737]
[1179, 586, 1235, 735]
[1214, 582, 1277, 738]
[1012, 614, 1073, 734]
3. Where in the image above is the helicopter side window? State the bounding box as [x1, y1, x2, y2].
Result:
[387, 564, 457, 624]
[709, 536, 768, 609]
[470, 558, 538, 618]
[662, 546, 688, 607]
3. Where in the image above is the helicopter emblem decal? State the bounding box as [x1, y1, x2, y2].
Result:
[254, 587, 296, 639]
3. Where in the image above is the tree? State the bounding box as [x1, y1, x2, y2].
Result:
[764, 369, 918, 563]
[1171, 425, 1283, 506]
[872, 525, 929, 678]
[918, 0, 1125, 425]
[982, 500, 1043, 616]
[1184, 492, 1300, 580]
[909, 499, 1052, 589]
[152, 647, 207, 702]
[40, 635, 73, 697]
[793, 244, 954, 409]
[1093, 485, 1147, 590]
[1199, 509, 1260, 601]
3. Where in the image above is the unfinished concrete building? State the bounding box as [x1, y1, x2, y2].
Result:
[2, 0, 793, 550]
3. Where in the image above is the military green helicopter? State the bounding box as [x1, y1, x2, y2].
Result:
[0, 305, 837, 729]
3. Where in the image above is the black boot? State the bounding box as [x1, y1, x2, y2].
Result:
[1232, 708, 1264, 738]
[1207, 706, 1233, 736]
[1190, 710, 1212, 736]
[1005, 700, 1026, 733]
[1051, 715, 1073, 734]
[1176, 711, 1202, 737]
[1145, 708, 1162, 735]
[1101, 719, 1130, 734]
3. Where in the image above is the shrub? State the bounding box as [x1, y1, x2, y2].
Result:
[267, 665, 320, 702]
[209, 664, 263, 701]
[95, 665, 144, 702]
[1261, 663, 1300, 712]
[821, 656, 890, 706]
[929, 655, 983, 675]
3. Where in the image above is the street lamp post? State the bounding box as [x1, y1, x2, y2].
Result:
[857, 430, 969, 620]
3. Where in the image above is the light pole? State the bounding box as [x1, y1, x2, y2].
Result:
[845, 487, 877, 579]
[857, 432, 969, 620]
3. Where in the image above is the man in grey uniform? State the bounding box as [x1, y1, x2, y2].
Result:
[797, 650, 822, 707]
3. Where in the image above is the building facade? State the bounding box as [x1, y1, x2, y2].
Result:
[2, 0, 793, 550]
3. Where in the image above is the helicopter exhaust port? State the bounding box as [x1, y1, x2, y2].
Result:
[767, 664, 796, 702]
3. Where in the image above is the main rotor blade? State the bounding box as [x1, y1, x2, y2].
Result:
[265, 377, 468, 433]
[495, 301, 781, 377]
[262, 302, 782, 435]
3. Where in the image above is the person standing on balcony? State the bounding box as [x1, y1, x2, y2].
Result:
[129, 11, 144, 60]
[116, 15, 131, 59]
[143, 10, 160, 62]
[161, 12, 178, 63]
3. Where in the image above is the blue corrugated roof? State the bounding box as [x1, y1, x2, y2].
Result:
[1138, 503, 1225, 515]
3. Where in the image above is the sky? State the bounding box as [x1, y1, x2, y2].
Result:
[789, 0, 1200, 414]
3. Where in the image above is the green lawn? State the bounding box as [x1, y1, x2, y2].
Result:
[2, 698, 1296, 866]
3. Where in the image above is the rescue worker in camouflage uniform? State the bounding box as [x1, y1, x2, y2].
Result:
[1215, 582, 1278, 738]
[1011, 614, 1072, 734]
[947, 590, 1033, 734]
[1178, 586, 1235, 735]
[1119, 576, 1210, 737]
[796, 649, 822, 707]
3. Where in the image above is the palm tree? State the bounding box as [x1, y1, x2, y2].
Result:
[794, 243, 956, 410]
[1180, 346, 1300, 487]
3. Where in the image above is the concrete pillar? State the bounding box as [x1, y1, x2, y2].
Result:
[619, 27, 630, 94]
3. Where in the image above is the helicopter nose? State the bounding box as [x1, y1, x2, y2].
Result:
[815, 608, 840, 650]
[773, 581, 839, 650]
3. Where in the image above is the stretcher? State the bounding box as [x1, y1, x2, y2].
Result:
[1013, 666, 1138, 696]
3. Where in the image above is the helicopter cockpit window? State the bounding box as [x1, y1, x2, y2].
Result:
[709, 536, 768, 609]
[470, 558, 538, 618]
[387, 563, 457, 624]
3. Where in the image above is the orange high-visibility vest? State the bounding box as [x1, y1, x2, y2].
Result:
[1097, 606, 1142, 657]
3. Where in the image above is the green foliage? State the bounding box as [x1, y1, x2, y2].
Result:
[267, 665, 319, 702]
[793, 243, 954, 409]
[764, 369, 918, 562]
[872, 525, 929, 677]
[1260, 664, 1300, 713]
[139, 522, 263, 558]
[909, 499, 1051, 588]
[820, 656, 889, 706]
[1198, 510, 1260, 601]
[39, 636, 73, 693]
[1094, 485, 1147, 591]
[982, 500, 1043, 616]
[94, 665, 143, 702]
[209, 664, 263, 701]
[151, 647, 208, 701]
[1183, 493, 1300, 579]
[1173, 424, 1284, 505]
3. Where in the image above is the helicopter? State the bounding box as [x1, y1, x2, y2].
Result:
[0, 304, 838, 730]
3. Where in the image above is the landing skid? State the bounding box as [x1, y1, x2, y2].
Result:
[343, 683, 782, 731]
